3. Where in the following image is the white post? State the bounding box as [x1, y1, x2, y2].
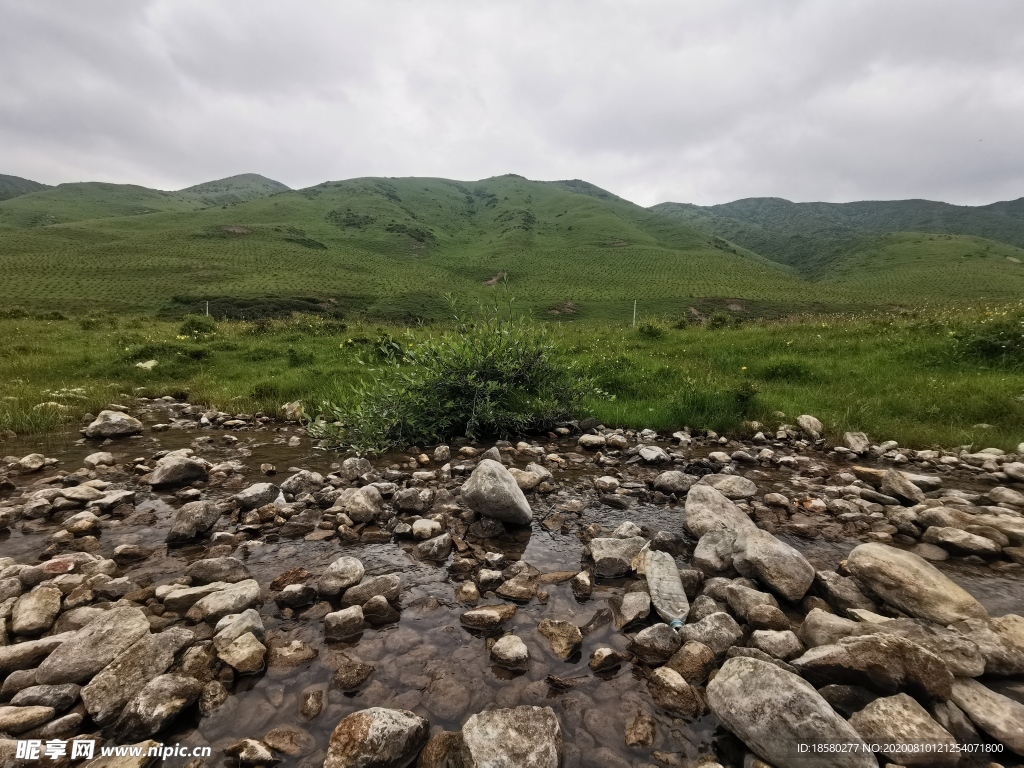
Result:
[633, 300, 637, 328]
[205, 301, 209, 317]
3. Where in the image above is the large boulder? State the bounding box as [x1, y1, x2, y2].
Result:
[706, 656, 875, 768]
[166, 501, 222, 544]
[234, 483, 280, 511]
[950, 615, 1024, 675]
[791, 633, 954, 700]
[113, 674, 202, 741]
[949, 677, 1024, 755]
[460, 459, 533, 526]
[147, 451, 209, 487]
[324, 707, 430, 768]
[84, 410, 142, 439]
[639, 549, 690, 623]
[81, 628, 194, 725]
[652, 471, 696, 496]
[732, 529, 815, 602]
[684, 485, 758, 537]
[849, 693, 959, 766]
[846, 543, 988, 625]
[35, 607, 150, 685]
[455, 706, 562, 767]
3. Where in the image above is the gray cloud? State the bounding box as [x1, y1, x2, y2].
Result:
[1, 0, 1022, 206]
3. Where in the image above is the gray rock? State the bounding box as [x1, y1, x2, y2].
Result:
[812, 570, 877, 618]
[880, 469, 926, 505]
[631, 624, 682, 664]
[456, 705, 561, 768]
[84, 410, 143, 439]
[611, 591, 651, 629]
[460, 459, 533, 525]
[950, 614, 1024, 675]
[652, 471, 696, 495]
[843, 432, 870, 454]
[82, 627, 194, 725]
[648, 667, 703, 716]
[922, 526, 1002, 556]
[732, 528, 815, 601]
[162, 581, 233, 612]
[679, 612, 743, 656]
[697, 474, 758, 499]
[749, 630, 804, 661]
[791, 633, 954, 699]
[186, 579, 262, 623]
[217, 632, 267, 673]
[363, 595, 400, 625]
[849, 693, 958, 766]
[344, 486, 384, 523]
[693, 530, 736, 574]
[949, 677, 1024, 755]
[224, 738, 279, 765]
[0, 635, 72, 676]
[325, 707, 430, 768]
[417, 533, 452, 561]
[461, 604, 516, 631]
[588, 536, 647, 578]
[490, 634, 530, 671]
[342, 574, 401, 606]
[280, 469, 324, 496]
[234, 482, 280, 510]
[639, 445, 670, 463]
[707, 656, 875, 768]
[325, 606, 365, 641]
[113, 673, 202, 741]
[213, 608, 265, 649]
[148, 451, 209, 487]
[684, 485, 758, 537]
[166, 500, 221, 544]
[185, 557, 251, 585]
[0, 705, 55, 735]
[797, 414, 824, 439]
[35, 607, 150, 685]
[10, 684, 79, 712]
[537, 619, 582, 660]
[846, 542, 988, 625]
[11, 585, 62, 636]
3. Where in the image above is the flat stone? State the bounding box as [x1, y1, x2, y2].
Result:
[461, 604, 517, 631]
[0, 705, 56, 735]
[324, 707, 429, 768]
[455, 705, 562, 767]
[949, 677, 1024, 755]
[537, 619, 582, 660]
[36, 607, 150, 685]
[849, 693, 959, 766]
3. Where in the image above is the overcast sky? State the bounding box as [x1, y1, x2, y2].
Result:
[2, 1, 1023, 207]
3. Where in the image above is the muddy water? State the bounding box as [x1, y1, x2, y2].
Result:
[4, 422, 1024, 767]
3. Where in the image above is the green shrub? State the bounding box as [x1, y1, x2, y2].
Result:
[310, 301, 592, 451]
[953, 312, 1024, 367]
[636, 320, 666, 339]
[179, 315, 216, 338]
[706, 311, 732, 329]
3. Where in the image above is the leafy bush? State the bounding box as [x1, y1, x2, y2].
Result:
[310, 301, 592, 451]
[952, 312, 1024, 367]
[179, 315, 216, 338]
[636, 320, 666, 339]
[706, 311, 732, 329]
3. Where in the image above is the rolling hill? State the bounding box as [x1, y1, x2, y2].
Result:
[1, 173, 1023, 322]
[651, 196, 1024, 277]
[0, 174, 51, 203]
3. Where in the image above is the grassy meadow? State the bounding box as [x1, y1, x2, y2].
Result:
[2, 305, 1023, 451]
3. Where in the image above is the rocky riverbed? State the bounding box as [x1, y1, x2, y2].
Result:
[1, 399, 1024, 767]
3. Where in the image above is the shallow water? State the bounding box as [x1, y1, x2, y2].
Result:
[3, 419, 1024, 767]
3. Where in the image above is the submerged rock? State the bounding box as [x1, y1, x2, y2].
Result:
[456, 705, 562, 767]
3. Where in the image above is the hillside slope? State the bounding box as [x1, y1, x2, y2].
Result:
[0, 173, 290, 228]
[652, 196, 1024, 275]
[178, 173, 291, 207]
[0, 174, 51, 203]
[0, 174, 805, 321]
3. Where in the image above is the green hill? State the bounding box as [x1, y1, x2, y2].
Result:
[0, 173, 290, 228]
[2, 174, 1024, 322]
[651, 196, 1024, 276]
[0, 174, 51, 202]
[177, 173, 291, 207]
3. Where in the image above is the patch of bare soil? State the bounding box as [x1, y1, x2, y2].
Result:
[483, 271, 507, 286]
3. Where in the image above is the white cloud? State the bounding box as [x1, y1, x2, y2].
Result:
[1, 0, 1022, 205]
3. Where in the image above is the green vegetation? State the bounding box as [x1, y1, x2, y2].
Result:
[310, 301, 592, 452]
[3, 305, 1023, 450]
[4, 173, 1024, 324]
[0, 173, 50, 203]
